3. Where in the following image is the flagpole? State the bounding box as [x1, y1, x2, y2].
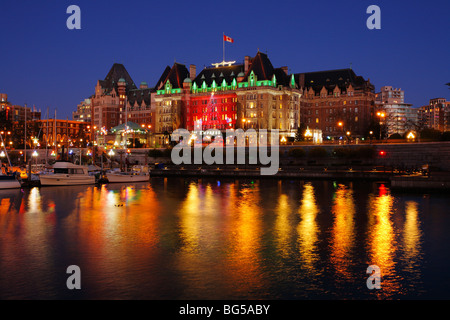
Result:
[223, 32, 225, 62]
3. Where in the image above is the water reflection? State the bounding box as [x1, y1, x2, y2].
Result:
[330, 184, 356, 283]
[274, 194, 293, 259]
[400, 201, 423, 295]
[0, 179, 437, 299]
[297, 183, 320, 275]
[366, 184, 399, 298]
[403, 201, 422, 265]
[224, 182, 265, 298]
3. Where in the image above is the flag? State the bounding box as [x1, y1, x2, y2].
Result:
[223, 35, 234, 43]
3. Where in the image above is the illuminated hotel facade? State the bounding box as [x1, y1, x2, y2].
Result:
[82, 51, 376, 144]
[153, 52, 302, 143]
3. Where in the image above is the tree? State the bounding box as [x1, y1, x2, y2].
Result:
[295, 123, 307, 141]
[420, 128, 441, 140]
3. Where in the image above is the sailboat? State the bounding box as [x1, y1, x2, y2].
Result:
[106, 164, 149, 183]
[0, 137, 21, 189]
[38, 108, 95, 186]
[105, 96, 149, 183]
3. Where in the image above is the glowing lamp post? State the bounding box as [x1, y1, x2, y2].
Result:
[376, 112, 385, 140]
[32, 150, 38, 164]
[0, 151, 4, 167]
[304, 128, 313, 142]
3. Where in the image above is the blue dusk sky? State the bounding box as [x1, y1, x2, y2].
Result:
[0, 0, 449, 119]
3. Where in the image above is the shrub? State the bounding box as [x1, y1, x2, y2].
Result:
[420, 128, 442, 140]
[389, 133, 402, 139]
[441, 131, 450, 141]
[354, 146, 376, 159]
[162, 148, 172, 157]
[288, 148, 306, 158]
[148, 149, 163, 157]
[308, 147, 328, 158]
[332, 147, 352, 158]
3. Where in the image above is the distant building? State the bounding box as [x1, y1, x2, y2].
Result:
[90, 63, 154, 134]
[418, 98, 450, 132]
[375, 86, 418, 136]
[0, 93, 10, 111]
[376, 86, 405, 104]
[0, 93, 41, 122]
[1, 93, 42, 149]
[73, 98, 92, 122]
[297, 69, 376, 138]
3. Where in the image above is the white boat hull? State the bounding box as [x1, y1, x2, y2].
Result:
[0, 179, 21, 189]
[39, 174, 95, 186]
[106, 173, 149, 183]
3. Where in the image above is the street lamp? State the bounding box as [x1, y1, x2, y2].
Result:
[376, 111, 385, 140]
[304, 128, 313, 141]
[338, 121, 344, 134]
[369, 130, 373, 144]
[346, 131, 351, 143]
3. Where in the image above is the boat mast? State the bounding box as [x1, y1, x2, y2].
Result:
[46, 107, 49, 164]
[24, 104, 27, 163]
[124, 96, 127, 172]
[54, 108, 57, 158]
[0, 133, 12, 167]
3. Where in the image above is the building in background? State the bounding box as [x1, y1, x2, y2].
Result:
[89, 63, 154, 146]
[153, 62, 190, 143]
[73, 98, 92, 122]
[376, 86, 404, 104]
[419, 98, 450, 132]
[76, 52, 381, 145]
[297, 69, 375, 139]
[28, 119, 91, 149]
[1, 93, 43, 149]
[236, 52, 301, 135]
[375, 86, 418, 136]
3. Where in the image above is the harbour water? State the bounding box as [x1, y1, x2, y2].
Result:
[0, 177, 449, 299]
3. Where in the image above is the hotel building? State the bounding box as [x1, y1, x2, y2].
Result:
[81, 52, 377, 144]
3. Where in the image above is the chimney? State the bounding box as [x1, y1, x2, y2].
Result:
[190, 64, 196, 80]
[299, 73, 305, 88]
[281, 66, 288, 75]
[244, 56, 250, 73]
